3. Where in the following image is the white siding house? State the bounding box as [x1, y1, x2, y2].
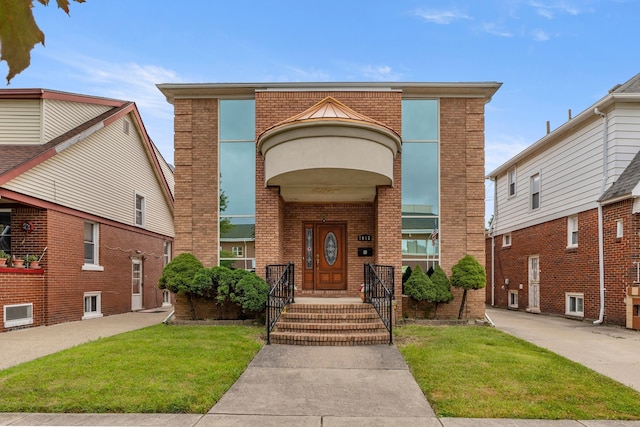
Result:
[486, 72, 640, 329]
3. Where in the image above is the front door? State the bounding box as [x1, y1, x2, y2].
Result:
[303, 222, 347, 290]
[132, 259, 143, 311]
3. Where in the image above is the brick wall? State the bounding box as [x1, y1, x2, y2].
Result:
[439, 98, 486, 319]
[486, 209, 603, 321]
[173, 98, 219, 266]
[0, 270, 45, 331]
[1, 207, 171, 330]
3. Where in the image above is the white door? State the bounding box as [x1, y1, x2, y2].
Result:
[132, 259, 143, 311]
[527, 255, 540, 313]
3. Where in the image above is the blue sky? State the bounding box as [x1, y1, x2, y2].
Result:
[6, 0, 640, 222]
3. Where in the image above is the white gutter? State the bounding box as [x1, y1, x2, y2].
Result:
[491, 177, 497, 306]
[594, 107, 608, 325]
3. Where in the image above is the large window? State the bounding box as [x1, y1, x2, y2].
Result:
[219, 100, 256, 270]
[402, 100, 439, 272]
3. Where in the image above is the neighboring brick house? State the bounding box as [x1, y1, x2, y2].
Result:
[0, 89, 174, 332]
[158, 82, 500, 319]
[486, 72, 640, 329]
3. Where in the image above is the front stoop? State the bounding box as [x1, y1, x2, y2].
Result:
[269, 302, 390, 345]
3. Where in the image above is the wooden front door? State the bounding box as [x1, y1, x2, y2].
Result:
[303, 222, 347, 290]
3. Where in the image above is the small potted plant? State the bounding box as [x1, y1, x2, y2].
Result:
[0, 250, 9, 267]
[11, 255, 24, 268]
[24, 254, 39, 269]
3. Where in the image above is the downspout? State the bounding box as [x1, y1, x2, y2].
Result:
[491, 177, 497, 306]
[594, 107, 608, 324]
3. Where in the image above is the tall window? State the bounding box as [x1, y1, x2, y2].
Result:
[219, 100, 256, 270]
[402, 99, 439, 272]
[84, 222, 97, 264]
[163, 241, 172, 266]
[508, 168, 516, 197]
[567, 215, 578, 248]
[531, 173, 540, 210]
[135, 193, 145, 227]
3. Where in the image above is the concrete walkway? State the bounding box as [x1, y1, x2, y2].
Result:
[2, 307, 640, 426]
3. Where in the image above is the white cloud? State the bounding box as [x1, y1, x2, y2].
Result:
[360, 65, 402, 81]
[413, 8, 472, 24]
[481, 23, 513, 38]
[278, 66, 331, 82]
[531, 29, 551, 41]
[528, 1, 581, 19]
[485, 135, 531, 175]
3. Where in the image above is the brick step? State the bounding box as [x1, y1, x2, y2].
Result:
[268, 331, 390, 346]
[275, 321, 388, 333]
[284, 303, 371, 314]
[280, 312, 380, 323]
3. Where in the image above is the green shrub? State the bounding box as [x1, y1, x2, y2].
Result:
[158, 253, 203, 295]
[401, 266, 412, 294]
[451, 254, 486, 319]
[231, 273, 269, 313]
[426, 265, 453, 317]
[158, 253, 205, 320]
[404, 265, 432, 318]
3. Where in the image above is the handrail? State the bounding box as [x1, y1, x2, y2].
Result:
[266, 263, 295, 345]
[364, 263, 394, 344]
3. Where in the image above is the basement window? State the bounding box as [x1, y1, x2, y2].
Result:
[565, 293, 584, 317]
[82, 292, 103, 320]
[4, 303, 33, 328]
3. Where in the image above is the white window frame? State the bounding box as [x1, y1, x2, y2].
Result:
[529, 255, 540, 283]
[82, 291, 103, 320]
[82, 222, 104, 271]
[4, 303, 33, 328]
[232, 246, 243, 257]
[508, 290, 518, 309]
[163, 241, 172, 266]
[530, 173, 540, 211]
[617, 219, 624, 238]
[503, 233, 512, 247]
[565, 293, 584, 317]
[508, 168, 517, 197]
[135, 193, 146, 227]
[567, 215, 578, 248]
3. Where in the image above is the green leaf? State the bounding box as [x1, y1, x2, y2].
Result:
[0, 0, 86, 84]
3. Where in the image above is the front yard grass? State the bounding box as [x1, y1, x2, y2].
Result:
[396, 325, 640, 420]
[0, 325, 263, 414]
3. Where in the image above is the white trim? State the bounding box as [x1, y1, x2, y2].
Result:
[567, 215, 578, 248]
[502, 233, 512, 247]
[507, 167, 517, 198]
[530, 172, 541, 211]
[4, 303, 33, 328]
[565, 292, 584, 317]
[83, 221, 102, 268]
[134, 192, 146, 227]
[82, 292, 103, 320]
[82, 264, 104, 271]
[616, 219, 624, 238]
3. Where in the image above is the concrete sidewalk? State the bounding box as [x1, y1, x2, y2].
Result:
[2, 307, 640, 426]
[486, 307, 640, 392]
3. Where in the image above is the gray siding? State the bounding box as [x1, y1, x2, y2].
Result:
[43, 100, 111, 143]
[3, 115, 174, 237]
[0, 100, 42, 144]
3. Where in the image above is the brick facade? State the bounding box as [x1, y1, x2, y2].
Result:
[171, 88, 490, 320]
[485, 207, 637, 324]
[1, 207, 172, 332]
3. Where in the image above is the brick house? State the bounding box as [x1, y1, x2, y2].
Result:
[158, 82, 500, 319]
[0, 89, 174, 332]
[486, 72, 640, 329]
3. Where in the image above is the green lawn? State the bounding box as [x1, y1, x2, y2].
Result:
[0, 325, 263, 414]
[396, 325, 640, 420]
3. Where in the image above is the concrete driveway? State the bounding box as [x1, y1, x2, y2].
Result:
[486, 306, 640, 392]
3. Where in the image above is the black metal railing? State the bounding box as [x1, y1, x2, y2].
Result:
[363, 263, 394, 344]
[266, 263, 295, 345]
